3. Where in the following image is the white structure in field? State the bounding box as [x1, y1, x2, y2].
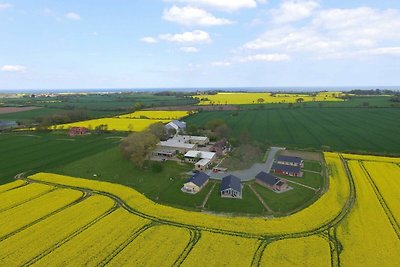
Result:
[154, 134, 209, 156]
[184, 150, 216, 171]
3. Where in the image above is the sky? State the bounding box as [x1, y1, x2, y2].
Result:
[1, 0, 400, 90]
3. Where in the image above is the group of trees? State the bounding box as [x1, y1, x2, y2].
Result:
[35, 109, 89, 128]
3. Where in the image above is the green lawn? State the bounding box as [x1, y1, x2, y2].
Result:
[0, 132, 123, 184]
[252, 183, 317, 214]
[303, 160, 322, 172]
[185, 107, 400, 155]
[276, 171, 324, 189]
[204, 183, 265, 214]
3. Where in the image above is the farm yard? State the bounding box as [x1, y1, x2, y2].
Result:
[0, 152, 399, 266]
[185, 107, 400, 155]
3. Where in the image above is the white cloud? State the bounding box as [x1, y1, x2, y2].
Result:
[65, 12, 81, 20]
[180, 46, 199, 53]
[0, 3, 12, 10]
[164, 0, 263, 11]
[141, 37, 158, 44]
[271, 0, 320, 24]
[163, 6, 233, 26]
[238, 54, 291, 62]
[159, 30, 211, 43]
[1, 65, 27, 72]
[211, 61, 231, 67]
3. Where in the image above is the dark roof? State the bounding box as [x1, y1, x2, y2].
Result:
[255, 172, 280, 186]
[220, 175, 242, 192]
[186, 172, 209, 187]
[172, 120, 186, 128]
[272, 163, 301, 174]
[0, 121, 17, 126]
[276, 155, 302, 164]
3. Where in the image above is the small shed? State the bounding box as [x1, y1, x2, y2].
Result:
[255, 171, 288, 192]
[220, 175, 242, 199]
[182, 172, 210, 194]
[271, 163, 303, 177]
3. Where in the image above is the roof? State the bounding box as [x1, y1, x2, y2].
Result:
[272, 163, 301, 174]
[0, 121, 17, 126]
[186, 172, 209, 187]
[196, 158, 211, 166]
[171, 120, 186, 128]
[181, 135, 208, 141]
[185, 150, 216, 160]
[159, 140, 196, 149]
[255, 172, 280, 186]
[220, 175, 242, 193]
[276, 155, 303, 164]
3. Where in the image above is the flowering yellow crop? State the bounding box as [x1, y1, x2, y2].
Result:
[28, 164, 349, 236]
[52, 118, 170, 132]
[34, 208, 150, 266]
[363, 161, 400, 224]
[0, 183, 53, 211]
[342, 153, 400, 163]
[181, 232, 259, 267]
[337, 160, 400, 266]
[0, 187, 82, 238]
[193, 92, 344, 105]
[0, 180, 26, 193]
[108, 225, 191, 266]
[0, 195, 115, 266]
[260, 236, 331, 267]
[119, 110, 190, 120]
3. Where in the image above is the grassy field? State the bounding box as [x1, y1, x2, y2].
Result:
[0, 132, 123, 184]
[185, 107, 400, 155]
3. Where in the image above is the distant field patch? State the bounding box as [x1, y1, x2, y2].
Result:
[0, 106, 41, 114]
[118, 110, 190, 120]
[193, 92, 344, 105]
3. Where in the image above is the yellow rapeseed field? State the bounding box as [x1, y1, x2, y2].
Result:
[0, 188, 83, 238]
[193, 92, 344, 105]
[0, 195, 115, 266]
[108, 225, 191, 266]
[118, 110, 190, 119]
[0, 183, 52, 211]
[337, 160, 400, 267]
[342, 153, 400, 163]
[34, 209, 150, 266]
[260, 236, 331, 267]
[182, 232, 259, 267]
[0, 180, 26, 193]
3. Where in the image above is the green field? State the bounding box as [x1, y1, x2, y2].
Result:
[0, 132, 123, 184]
[185, 107, 400, 155]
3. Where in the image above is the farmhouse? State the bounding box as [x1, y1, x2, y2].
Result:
[68, 127, 89, 137]
[271, 163, 303, 177]
[275, 155, 304, 167]
[165, 120, 186, 133]
[255, 171, 288, 192]
[210, 138, 228, 156]
[182, 172, 210, 194]
[220, 175, 242, 199]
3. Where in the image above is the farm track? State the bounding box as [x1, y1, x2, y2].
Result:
[250, 240, 268, 267]
[359, 161, 400, 239]
[173, 229, 201, 267]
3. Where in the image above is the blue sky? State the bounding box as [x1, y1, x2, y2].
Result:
[1, 0, 400, 90]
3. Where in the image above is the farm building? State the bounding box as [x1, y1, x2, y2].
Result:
[275, 155, 304, 167]
[220, 175, 242, 199]
[181, 135, 209, 146]
[68, 127, 89, 137]
[184, 150, 216, 163]
[271, 163, 303, 177]
[0, 120, 18, 130]
[255, 171, 288, 192]
[165, 120, 186, 133]
[182, 172, 210, 194]
[155, 139, 197, 155]
[195, 158, 212, 172]
[210, 138, 229, 156]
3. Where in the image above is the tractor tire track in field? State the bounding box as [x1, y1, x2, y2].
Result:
[173, 229, 201, 267]
[0, 191, 89, 242]
[22, 203, 119, 267]
[359, 161, 400, 239]
[276, 109, 296, 145]
[286, 109, 323, 146]
[250, 240, 268, 267]
[97, 222, 157, 267]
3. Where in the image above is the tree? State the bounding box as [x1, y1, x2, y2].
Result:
[214, 123, 230, 139]
[148, 122, 168, 140]
[257, 98, 265, 104]
[134, 102, 144, 111]
[296, 98, 304, 103]
[119, 131, 159, 168]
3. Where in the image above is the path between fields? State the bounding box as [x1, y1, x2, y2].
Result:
[201, 183, 216, 208]
[283, 179, 317, 191]
[208, 147, 285, 181]
[248, 184, 273, 213]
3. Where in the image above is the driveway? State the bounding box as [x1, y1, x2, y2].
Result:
[208, 147, 285, 181]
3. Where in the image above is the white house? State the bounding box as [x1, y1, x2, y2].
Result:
[220, 175, 242, 199]
[181, 172, 210, 194]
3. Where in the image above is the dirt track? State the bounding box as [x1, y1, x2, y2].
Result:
[0, 107, 41, 114]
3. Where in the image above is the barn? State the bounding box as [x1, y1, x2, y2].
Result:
[271, 163, 303, 177]
[255, 171, 288, 192]
[220, 175, 242, 199]
[181, 172, 210, 194]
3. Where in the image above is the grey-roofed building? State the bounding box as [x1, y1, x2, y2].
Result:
[276, 155, 304, 167]
[165, 120, 186, 134]
[220, 175, 242, 199]
[182, 172, 210, 194]
[271, 163, 303, 177]
[255, 171, 288, 192]
[0, 121, 18, 130]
